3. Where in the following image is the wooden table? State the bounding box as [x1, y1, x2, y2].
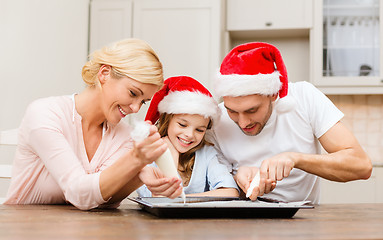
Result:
[1, 203, 382, 239]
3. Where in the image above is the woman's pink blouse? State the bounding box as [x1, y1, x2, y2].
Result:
[4, 95, 133, 210]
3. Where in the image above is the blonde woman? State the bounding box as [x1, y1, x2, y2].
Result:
[5, 39, 173, 210]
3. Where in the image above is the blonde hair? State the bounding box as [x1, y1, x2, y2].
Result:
[82, 38, 164, 88]
[157, 113, 213, 186]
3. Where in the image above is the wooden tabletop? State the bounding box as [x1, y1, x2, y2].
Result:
[1, 203, 382, 240]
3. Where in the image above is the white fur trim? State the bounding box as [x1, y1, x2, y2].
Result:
[158, 91, 220, 122]
[215, 71, 282, 98]
[275, 95, 296, 114]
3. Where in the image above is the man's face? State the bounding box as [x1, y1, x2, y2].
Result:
[223, 94, 276, 136]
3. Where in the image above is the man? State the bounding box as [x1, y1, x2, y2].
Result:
[208, 42, 372, 204]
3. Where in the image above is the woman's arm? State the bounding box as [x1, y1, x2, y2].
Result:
[99, 125, 169, 202]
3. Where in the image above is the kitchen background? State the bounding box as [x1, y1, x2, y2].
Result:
[1, 0, 382, 203]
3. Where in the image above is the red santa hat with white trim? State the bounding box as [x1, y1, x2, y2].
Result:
[145, 76, 220, 124]
[215, 42, 295, 113]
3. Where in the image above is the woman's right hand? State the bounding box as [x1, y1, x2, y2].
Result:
[162, 136, 179, 166]
[139, 166, 183, 199]
[132, 123, 168, 166]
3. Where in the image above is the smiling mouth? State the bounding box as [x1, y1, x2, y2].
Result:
[242, 124, 257, 132]
[178, 137, 192, 146]
[118, 105, 128, 117]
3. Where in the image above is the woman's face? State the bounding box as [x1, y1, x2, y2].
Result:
[99, 66, 159, 125]
[167, 114, 210, 153]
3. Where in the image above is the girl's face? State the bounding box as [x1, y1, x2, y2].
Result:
[167, 114, 210, 153]
[99, 65, 159, 125]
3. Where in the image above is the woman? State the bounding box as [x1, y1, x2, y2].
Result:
[137, 76, 239, 198]
[4, 38, 177, 210]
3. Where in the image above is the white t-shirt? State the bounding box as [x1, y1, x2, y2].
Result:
[209, 81, 344, 204]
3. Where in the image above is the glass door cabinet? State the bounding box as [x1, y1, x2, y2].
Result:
[312, 0, 383, 94]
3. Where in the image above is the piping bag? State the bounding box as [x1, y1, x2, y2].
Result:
[246, 170, 260, 198]
[131, 121, 186, 204]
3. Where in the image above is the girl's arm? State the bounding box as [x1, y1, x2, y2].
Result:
[137, 165, 183, 199]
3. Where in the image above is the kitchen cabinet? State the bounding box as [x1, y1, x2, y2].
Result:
[132, 0, 224, 121]
[89, 0, 133, 53]
[226, 0, 313, 85]
[227, 0, 313, 32]
[311, 0, 383, 94]
[89, 0, 224, 121]
[133, 0, 223, 88]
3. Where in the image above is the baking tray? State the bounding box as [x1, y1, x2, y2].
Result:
[128, 196, 314, 218]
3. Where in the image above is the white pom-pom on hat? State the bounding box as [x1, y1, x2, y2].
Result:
[275, 95, 296, 114]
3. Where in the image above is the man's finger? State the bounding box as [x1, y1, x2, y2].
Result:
[249, 186, 260, 201]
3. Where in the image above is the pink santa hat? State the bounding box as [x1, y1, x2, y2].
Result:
[215, 42, 295, 113]
[145, 76, 220, 124]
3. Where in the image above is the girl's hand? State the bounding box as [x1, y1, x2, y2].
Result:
[139, 166, 183, 199]
[132, 123, 167, 166]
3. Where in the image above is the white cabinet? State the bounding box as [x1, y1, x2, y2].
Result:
[226, 0, 313, 85]
[89, 0, 224, 121]
[311, 0, 383, 94]
[227, 0, 313, 31]
[133, 0, 223, 88]
[89, 0, 133, 53]
[132, 0, 224, 121]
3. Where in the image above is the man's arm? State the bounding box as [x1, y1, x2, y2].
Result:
[261, 121, 372, 183]
[239, 121, 372, 200]
[294, 121, 372, 182]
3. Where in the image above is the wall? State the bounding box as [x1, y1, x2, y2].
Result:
[320, 94, 383, 204]
[0, 0, 89, 131]
[327, 94, 383, 166]
[0, 0, 90, 202]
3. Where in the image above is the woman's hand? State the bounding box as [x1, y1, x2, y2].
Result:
[139, 166, 183, 199]
[162, 136, 179, 166]
[132, 123, 168, 166]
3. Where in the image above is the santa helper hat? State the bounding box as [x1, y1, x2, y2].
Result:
[215, 42, 295, 113]
[145, 76, 220, 124]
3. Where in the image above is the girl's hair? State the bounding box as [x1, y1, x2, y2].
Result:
[81, 38, 164, 88]
[157, 113, 213, 185]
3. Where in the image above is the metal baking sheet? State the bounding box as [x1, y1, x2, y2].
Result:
[128, 197, 314, 218]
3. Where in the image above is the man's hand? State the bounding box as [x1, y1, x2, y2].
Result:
[260, 152, 295, 183]
[234, 166, 276, 201]
[138, 166, 183, 199]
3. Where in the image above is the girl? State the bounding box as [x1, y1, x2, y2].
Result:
[137, 76, 239, 198]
